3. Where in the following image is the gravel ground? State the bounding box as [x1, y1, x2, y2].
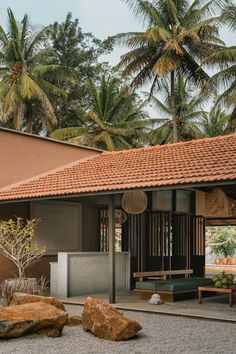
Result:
[0, 304, 235, 354]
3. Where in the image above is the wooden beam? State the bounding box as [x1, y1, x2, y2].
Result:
[108, 195, 116, 303]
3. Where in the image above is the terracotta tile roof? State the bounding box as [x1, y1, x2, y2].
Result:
[0, 134, 236, 201]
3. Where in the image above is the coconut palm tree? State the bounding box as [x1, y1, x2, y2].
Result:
[197, 106, 232, 137]
[50, 76, 152, 150]
[115, 0, 231, 142]
[143, 75, 204, 144]
[0, 8, 67, 133]
[203, 46, 236, 131]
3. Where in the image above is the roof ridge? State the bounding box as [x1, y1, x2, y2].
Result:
[104, 133, 236, 156]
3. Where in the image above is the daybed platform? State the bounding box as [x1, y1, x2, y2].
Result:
[135, 278, 213, 302]
[134, 270, 213, 302]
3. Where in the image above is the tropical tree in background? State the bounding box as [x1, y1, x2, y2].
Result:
[115, 0, 232, 143]
[51, 76, 152, 150]
[203, 48, 236, 131]
[0, 8, 67, 133]
[41, 12, 113, 128]
[143, 75, 204, 144]
[198, 106, 232, 137]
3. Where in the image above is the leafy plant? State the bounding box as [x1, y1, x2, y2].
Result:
[0, 217, 46, 278]
[209, 227, 236, 258]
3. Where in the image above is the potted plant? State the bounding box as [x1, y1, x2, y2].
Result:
[0, 217, 46, 302]
[210, 248, 221, 265]
[209, 227, 236, 265]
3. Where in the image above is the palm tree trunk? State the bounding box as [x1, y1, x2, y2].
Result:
[170, 71, 178, 143]
[27, 104, 33, 134]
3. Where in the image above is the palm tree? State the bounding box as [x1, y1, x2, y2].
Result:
[203, 45, 236, 130]
[50, 76, 152, 150]
[197, 106, 232, 137]
[0, 8, 67, 133]
[115, 0, 231, 142]
[143, 75, 204, 144]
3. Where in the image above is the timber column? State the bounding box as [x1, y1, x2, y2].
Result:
[108, 194, 116, 303]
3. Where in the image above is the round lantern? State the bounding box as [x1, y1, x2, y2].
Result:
[122, 191, 148, 215]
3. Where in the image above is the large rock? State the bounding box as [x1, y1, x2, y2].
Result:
[82, 297, 142, 341]
[10, 293, 66, 312]
[0, 302, 68, 338]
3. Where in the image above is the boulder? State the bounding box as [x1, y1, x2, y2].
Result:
[66, 315, 82, 326]
[0, 302, 68, 338]
[82, 297, 142, 341]
[10, 293, 66, 312]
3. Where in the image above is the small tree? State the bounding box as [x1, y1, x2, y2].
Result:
[209, 227, 236, 258]
[0, 217, 46, 278]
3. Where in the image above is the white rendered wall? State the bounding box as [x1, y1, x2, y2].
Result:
[50, 252, 130, 298]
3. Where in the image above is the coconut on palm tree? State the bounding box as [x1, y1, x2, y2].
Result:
[50, 76, 152, 150]
[143, 75, 204, 144]
[0, 8, 68, 133]
[115, 0, 231, 142]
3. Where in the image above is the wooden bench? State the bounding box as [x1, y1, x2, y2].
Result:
[134, 269, 194, 282]
[133, 269, 211, 302]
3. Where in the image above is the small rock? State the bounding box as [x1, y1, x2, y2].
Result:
[0, 302, 68, 338]
[82, 297, 142, 341]
[66, 315, 82, 326]
[10, 293, 66, 312]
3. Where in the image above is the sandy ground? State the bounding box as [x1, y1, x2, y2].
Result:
[0, 304, 235, 354]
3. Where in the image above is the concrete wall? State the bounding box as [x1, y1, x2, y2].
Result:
[0, 128, 101, 188]
[50, 252, 130, 298]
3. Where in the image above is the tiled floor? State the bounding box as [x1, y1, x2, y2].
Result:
[61, 290, 236, 322]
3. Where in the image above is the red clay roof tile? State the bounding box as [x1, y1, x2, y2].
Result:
[0, 134, 236, 201]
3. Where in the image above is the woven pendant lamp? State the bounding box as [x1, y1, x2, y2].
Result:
[122, 191, 148, 215]
[205, 188, 232, 217]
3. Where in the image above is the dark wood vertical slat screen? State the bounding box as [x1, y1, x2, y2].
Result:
[192, 216, 205, 256]
[100, 208, 109, 252]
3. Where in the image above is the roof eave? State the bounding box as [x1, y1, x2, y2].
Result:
[0, 179, 235, 204]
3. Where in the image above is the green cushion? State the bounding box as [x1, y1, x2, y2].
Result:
[136, 277, 213, 292]
[135, 280, 156, 290]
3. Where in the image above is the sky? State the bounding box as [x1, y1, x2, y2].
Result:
[1, 0, 235, 67]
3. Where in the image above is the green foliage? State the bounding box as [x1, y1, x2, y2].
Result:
[41, 12, 113, 128]
[115, 0, 234, 142]
[143, 75, 205, 144]
[209, 227, 236, 257]
[0, 217, 45, 278]
[50, 76, 154, 150]
[0, 8, 69, 133]
[198, 106, 232, 137]
[0, 4, 235, 143]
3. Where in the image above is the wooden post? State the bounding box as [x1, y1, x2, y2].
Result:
[108, 195, 116, 303]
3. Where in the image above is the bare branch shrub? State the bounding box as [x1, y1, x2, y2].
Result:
[0, 217, 46, 278]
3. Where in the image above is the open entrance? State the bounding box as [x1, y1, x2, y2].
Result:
[205, 218, 236, 277]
